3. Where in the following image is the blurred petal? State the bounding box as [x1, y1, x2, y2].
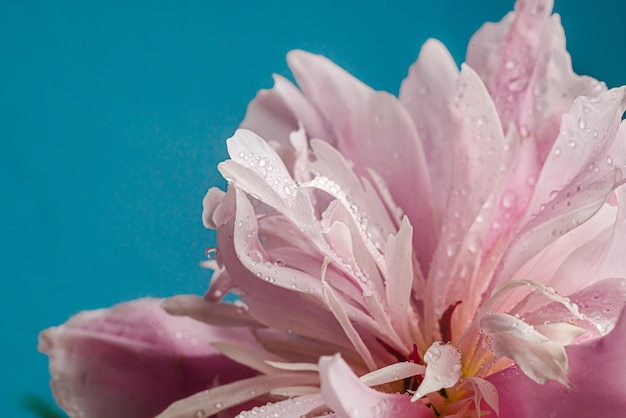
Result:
[38, 299, 256, 418]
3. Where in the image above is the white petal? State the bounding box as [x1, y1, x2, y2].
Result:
[411, 342, 462, 400]
[481, 313, 570, 386]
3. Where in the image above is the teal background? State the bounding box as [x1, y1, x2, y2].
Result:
[1, 1, 625, 416]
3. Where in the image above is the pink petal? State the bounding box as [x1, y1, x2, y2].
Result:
[506, 202, 617, 300]
[202, 187, 227, 229]
[425, 64, 512, 333]
[240, 74, 330, 149]
[287, 50, 434, 277]
[467, 0, 606, 161]
[319, 354, 434, 418]
[161, 294, 263, 329]
[552, 184, 626, 291]
[38, 298, 257, 418]
[498, 88, 626, 285]
[383, 217, 419, 347]
[399, 39, 459, 227]
[462, 377, 499, 417]
[156, 373, 320, 418]
[487, 308, 626, 418]
[235, 394, 325, 418]
[521, 277, 626, 337]
[217, 188, 352, 349]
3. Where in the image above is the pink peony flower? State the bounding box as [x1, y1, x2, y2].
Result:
[40, 0, 626, 417]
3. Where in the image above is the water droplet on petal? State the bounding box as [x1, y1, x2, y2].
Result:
[520, 125, 530, 138]
[554, 147, 561, 156]
[205, 247, 217, 261]
[502, 191, 517, 209]
[578, 117, 587, 130]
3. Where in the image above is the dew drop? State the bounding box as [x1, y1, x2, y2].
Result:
[205, 247, 217, 261]
[520, 125, 530, 138]
[501, 191, 517, 209]
[446, 243, 459, 257]
[248, 250, 263, 264]
[196, 409, 207, 418]
[477, 115, 489, 126]
[569, 140, 576, 148]
[274, 258, 286, 267]
[508, 77, 528, 92]
[578, 117, 587, 130]
[553, 147, 561, 156]
[425, 344, 442, 362]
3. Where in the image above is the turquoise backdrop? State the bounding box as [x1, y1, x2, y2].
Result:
[1, 1, 625, 416]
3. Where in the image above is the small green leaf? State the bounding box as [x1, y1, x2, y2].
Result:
[19, 393, 69, 418]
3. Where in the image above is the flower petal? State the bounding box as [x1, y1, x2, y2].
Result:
[412, 342, 462, 400]
[487, 308, 626, 418]
[468, 0, 605, 159]
[552, 184, 626, 291]
[162, 295, 263, 329]
[287, 49, 434, 277]
[425, 63, 511, 332]
[240, 74, 331, 149]
[38, 299, 257, 418]
[498, 88, 626, 285]
[155, 373, 319, 418]
[399, 38, 459, 226]
[235, 394, 325, 418]
[319, 354, 433, 418]
[481, 312, 569, 386]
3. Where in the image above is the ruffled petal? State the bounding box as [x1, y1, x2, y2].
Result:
[319, 354, 433, 418]
[487, 308, 626, 418]
[239, 74, 330, 149]
[38, 299, 257, 418]
[287, 49, 434, 276]
[481, 312, 569, 386]
[552, 184, 626, 291]
[498, 88, 626, 285]
[468, 0, 606, 160]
